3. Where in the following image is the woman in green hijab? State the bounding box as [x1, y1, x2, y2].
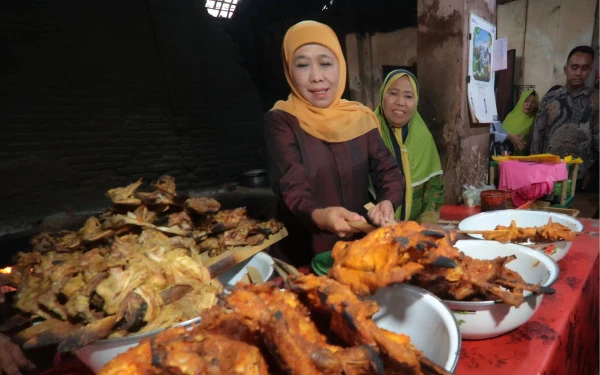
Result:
[502, 90, 538, 156]
[373, 69, 444, 224]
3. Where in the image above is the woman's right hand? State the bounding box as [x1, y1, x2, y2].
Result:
[507, 134, 526, 151]
[311, 207, 365, 237]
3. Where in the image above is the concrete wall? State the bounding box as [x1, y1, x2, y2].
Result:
[498, 0, 598, 96]
[346, 28, 417, 109]
[0, 0, 264, 234]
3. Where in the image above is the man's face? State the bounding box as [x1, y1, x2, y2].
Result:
[564, 52, 593, 89]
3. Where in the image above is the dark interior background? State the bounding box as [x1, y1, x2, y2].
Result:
[0, 0, 416, 261]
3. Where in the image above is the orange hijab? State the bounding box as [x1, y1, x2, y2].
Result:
[271, 21, 379, 143]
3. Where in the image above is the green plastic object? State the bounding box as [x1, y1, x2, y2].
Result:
[552, 179, 572, 197]
[311, 251, 334, 275]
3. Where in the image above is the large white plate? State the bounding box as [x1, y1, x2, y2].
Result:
[458, 209, 583, 261]
[367, 284, 461, 372]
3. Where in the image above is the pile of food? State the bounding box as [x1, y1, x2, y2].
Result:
[481, 219, 576, 243]
[2, 176, 285, 352]
[100, 275, 452, 375]
[329, 221, 553, 306]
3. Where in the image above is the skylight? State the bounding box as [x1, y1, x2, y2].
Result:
[205, 0, 238, 18]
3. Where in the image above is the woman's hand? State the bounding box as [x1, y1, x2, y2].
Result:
[507, 134, 526, 151]
[0, 333, 35, 375]
[367, 200, 395, 227]
[311, 207, 366, 237]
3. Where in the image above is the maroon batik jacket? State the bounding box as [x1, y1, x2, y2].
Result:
[262, 109, 405, 265]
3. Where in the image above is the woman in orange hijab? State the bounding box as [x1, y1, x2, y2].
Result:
[263, 21, 405, 266]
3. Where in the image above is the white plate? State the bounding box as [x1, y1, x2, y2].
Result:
[367, 284, 461, 372]
[217, 252, 274, 287]
[444, 240, 559, 340]
[458, 209, 583, 261]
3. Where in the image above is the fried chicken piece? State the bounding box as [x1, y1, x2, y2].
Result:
[185, 197, 221, 214]
[167, 211, 193, 231]
[413, 254, 554, 306]
[290, 275, 452, 375]
[154, 332, 270, 375]
[203, 207, 249, 232]
[29, 231, 76, 253]
[131, 205, 156, 224]
[329, 222, 458, 296]
[137, 176, 176, 206]
[257, 218, 285, 235]
[153, 175, 176, 196]
[224, 284, 382, 375]
[483, 219, 576, 243]
[223, 219, 267, 246]
[16, 318, 82, 349]
[78, 217, 114, 242]
[198, 235, 225, 256]
[107, 178, 143, 205]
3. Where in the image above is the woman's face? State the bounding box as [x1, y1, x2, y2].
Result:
[382, 76, 416, 127]
[522, 95, 538, 115]
[290, 44, 340, 108]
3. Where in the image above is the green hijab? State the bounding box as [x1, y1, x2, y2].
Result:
[503, 90, 537, 156]
[374, 69, 443, 220]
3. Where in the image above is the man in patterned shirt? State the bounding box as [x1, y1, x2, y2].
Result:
[529, 46, 599, 185]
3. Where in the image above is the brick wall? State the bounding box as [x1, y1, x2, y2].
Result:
[0, 0, 265, 233]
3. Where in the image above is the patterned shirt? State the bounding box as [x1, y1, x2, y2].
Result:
[529, 86, 599, 177]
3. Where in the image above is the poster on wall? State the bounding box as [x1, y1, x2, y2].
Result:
[467, 13, 498, 123]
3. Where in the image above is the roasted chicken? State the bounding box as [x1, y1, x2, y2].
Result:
[7, 176, 285, 352]
[328, 222, 553, 307]
[100, 278, 452, 375]
[329, 222, 458, 296]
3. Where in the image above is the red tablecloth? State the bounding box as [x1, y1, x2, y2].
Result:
[444, 210, 600, 375]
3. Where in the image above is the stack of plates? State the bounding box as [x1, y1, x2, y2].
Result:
[311, 251, 333, 276]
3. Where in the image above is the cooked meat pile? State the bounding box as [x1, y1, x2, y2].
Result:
[3, 176, 285, 351]
[482, 219, 576, 243]
[99, 275, 452, 375]
[329, 222, 554, 307]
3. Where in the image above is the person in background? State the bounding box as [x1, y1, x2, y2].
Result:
[529, 45, 599, 187]
[490, 116, 527, 154]
[500, 89, 539, 156]
[262, 21, 404, 266]
[0, 332, 35, 375]
[373, 69, 443, 224]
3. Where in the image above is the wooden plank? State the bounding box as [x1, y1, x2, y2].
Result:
[205, 228, 288, 278]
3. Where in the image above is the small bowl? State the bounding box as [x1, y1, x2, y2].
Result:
[73, 317, 201, 373]
[480, 190, 510, 212]
[217, 252, 274, 287]
[458, 209, 583, 261]
[443, 240, 559, 340]
[366, 284, 461, 372]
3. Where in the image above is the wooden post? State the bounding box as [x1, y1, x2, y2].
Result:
[560, 180, 568, 206]
[570, 164, 579, 196]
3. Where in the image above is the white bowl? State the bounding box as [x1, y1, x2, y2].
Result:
[366, 284, 461, 372]
[458, 209, 583, 261]
[73, 317, 200, 373]
[443, 240, 559, 340]
[217, 252, 274, 287]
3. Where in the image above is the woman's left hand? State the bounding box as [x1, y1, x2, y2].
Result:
[368, 200, 395, 227]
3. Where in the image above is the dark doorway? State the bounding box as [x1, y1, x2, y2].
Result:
[495, 49, 516, 121]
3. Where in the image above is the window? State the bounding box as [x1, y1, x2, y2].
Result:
[205, 0, 238, 18]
